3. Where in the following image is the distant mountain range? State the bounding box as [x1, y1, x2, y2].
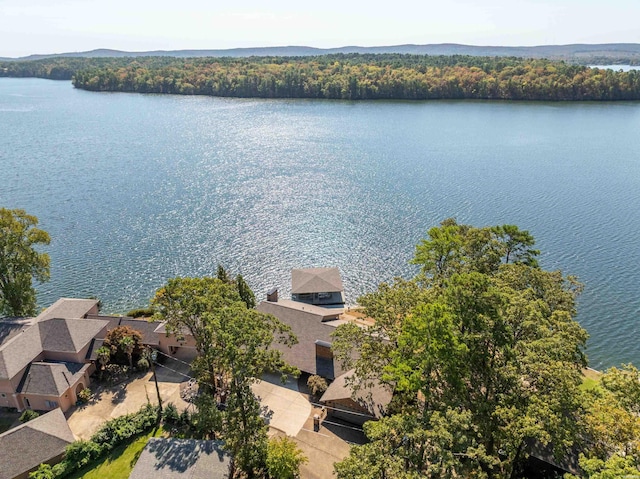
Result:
[3, 43, 640, 62]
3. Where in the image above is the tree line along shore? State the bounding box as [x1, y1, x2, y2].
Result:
[2, 54, 640, 101]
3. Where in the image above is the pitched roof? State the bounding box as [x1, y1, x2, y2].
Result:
[0, 315, 107, 380]
[118, 319, 161, 346]
[18, 361, 89, 396]
[39, 318, 109, 353]
[129, 438, 231, 479]
[291, 267, 344, 294]
[35, 298, 98, 322]
[320, 369, 393, 419]
[0, 408, 74, 479]
[0, 323, 44, 380]
[0, 317, 36, 348]
[257, 300, 348, 380]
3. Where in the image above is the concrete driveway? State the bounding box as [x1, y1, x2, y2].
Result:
[67, 362, 192, 440]
[252, 373, 311, 437]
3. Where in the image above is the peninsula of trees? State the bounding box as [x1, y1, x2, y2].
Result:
[2, 54, 640, 101]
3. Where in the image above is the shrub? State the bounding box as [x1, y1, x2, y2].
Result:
[28, 463, 54, 479]
[51, 462, 68, 478]
[64, 440, 103, 468]
[104, 363, 128, 383]
[266, 436, 308, 479]
[307, 375, 328, 397]
[20, 409, 40, 423]
[91, 403, 158, 450]
[77, 388, 92, 403]
[163, 402, 179, 424]
[126, 307, 154, 318]
[137, 357, 150, 370]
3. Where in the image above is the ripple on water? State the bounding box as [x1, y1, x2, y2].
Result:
[2, 80, 640, 367]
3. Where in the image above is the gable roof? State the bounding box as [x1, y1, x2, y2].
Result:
[129, 438, 231, 479]
[18, 361, 89, 396]
[39, 318, 109, 353]
[0, 408, 74, 479]
[0, 322, 44, 380]
[291, 267, 344, 294]
[321, 369, 393, 419]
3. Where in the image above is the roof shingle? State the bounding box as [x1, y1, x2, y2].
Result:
[129, 438, 231, 479]
[291, 267, 344, 294]
[0, 408, 74, 479]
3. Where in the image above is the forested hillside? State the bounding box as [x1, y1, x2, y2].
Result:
[5, 42, 640, 63]
[2, 54, 640, 101]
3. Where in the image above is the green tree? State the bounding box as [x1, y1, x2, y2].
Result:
[119, 335, 135, 368]
[217, 264, 231, 283]
[574, 365, 640, 477]
[96, 346, 111, 380]
[104, 325, 143, 367]
[152, 276, 299, 478]
[236, 274, 256, 309]
[333, 221, 587, 478]
[266, 436, 308, 479]
[0, 208, 50, 316]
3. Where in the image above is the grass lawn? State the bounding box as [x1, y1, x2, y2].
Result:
[68, 427, 165, 479]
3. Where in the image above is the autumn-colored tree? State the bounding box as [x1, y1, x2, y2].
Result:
[104, 326, 143, 367]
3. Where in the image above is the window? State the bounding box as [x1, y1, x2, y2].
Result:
[45, 400, 58, 409]
[0, 393, 5, 398]
[24, 397, 31, 408]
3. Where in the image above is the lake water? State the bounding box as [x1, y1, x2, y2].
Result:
[589, 65, 640, 72]
[1, 78, 639, 369]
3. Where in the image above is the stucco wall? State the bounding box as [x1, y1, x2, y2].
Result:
[19, 392, 74, 413]
[0, 380, 19, 408]
[18, 368, 90, 412]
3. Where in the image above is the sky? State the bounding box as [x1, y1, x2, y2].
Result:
[1, 0, 639, 58]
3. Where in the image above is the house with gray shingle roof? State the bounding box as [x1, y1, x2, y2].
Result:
[0, 298, 107, 412]
[0, 408, 74, 479]
[34, 298, 99, 322]
[0, 298, 187, 412]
